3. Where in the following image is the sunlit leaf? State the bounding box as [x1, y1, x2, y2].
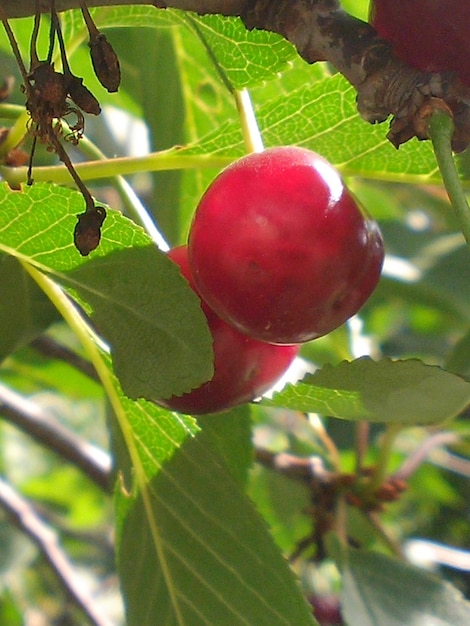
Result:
[263, 357, 470, 424]
[0, 183, 212, 400]
[116, 423, 317, 626]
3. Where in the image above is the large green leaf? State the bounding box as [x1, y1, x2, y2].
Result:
[263, 357, 470, 424]
[181, 73, 442, 183]
[116, 419, 317, 626]
[61, 6, 295, 89]
[0, 183, 212, 400]
[197, 407, 254, 487]
[180, 13, 295, 89]
[340, 548, 470, 626]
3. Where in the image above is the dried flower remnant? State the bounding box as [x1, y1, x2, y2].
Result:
[80, 1, 121, 92]
[0, 0, 119, 254]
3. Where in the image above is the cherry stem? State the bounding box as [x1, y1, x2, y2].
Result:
[182, 13, 264, 154]
[364, 511, 403, 558]
[29, 1, 41, 69]
[428, 109, 470, 250]
[367, 423, 403, 493]
[0, 149, 233, 186]
[234, 88, 264, 154]
[354, 420, 369, 475]
[51, 3, 72, 78]
[48, 129, 95, 211]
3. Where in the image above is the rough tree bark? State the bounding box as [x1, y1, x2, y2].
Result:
[2, 0, 470, 150]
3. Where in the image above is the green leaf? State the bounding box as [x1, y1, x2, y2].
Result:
[0, 591, 22, 626]
[0, 255, 58, 362]
[339, 548, 470, 626]
[0, 183, 213, 400]
[116, 427, 317, 626]
[181, 13, 296, 89]
[181, 73, 442, 185]
[197, 406, 254, 487]
[63, 6, 294, 90]
[263, 357, 470, 424]
[247, 464, 311, 556]
[445, 327, 470, 376]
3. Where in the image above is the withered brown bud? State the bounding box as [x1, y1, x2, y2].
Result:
[89, 33, 121, 93]
[4, 147, 30, 167]
[67, 75, 101, 115]
[27, 63, 68, 114]
[74, 205, 106, 256]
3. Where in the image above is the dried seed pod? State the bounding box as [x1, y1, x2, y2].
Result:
[27, 63, 69, 119]
[74, 205, 106, 256]
[89, 33, 121, 93]
[67, 75, 101, 115]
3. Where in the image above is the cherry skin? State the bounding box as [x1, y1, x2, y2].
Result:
[188, 147, 384, 345]
[308, 594, 343, 626]
[370, 0, 470, 87]
[155, 246, 299, 415]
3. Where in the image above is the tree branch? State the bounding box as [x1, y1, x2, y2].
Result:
[2, 0, 470, 149]
[0, 476, 115, 626]
[0, 383, 112, 493]
[31, 335, 100, 382]
[0, 1, 246, 19]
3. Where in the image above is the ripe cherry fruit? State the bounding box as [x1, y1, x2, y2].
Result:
[370, 0, 470, 87]
[155, 245, 299, 415]
[188, 147, 383, 345]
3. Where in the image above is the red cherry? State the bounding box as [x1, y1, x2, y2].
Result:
[308, 594, 343, 626]
[155, 246, 299, 415]
[370, 0, 470, 87]
[188, 147, 383, 345]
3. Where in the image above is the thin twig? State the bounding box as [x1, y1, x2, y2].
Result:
[0, 383, 112, 493]
[365, 510, 404, 559]
[0, 476, 115, 626]
[430, 449, 470, 478]
[31, 335, 100, 382]
[393, 431, 460, 481]
[355, 421, 370, 475]
[254, 447, 335, 483]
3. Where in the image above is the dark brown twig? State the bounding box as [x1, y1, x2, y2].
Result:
[31, 335, 99, 382]
[4, 0, 470, 149]
[0, 383, 112, 492]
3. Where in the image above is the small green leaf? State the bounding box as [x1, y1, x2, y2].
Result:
[263, 357, 470, 424]
[339, 548, 470, 626]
